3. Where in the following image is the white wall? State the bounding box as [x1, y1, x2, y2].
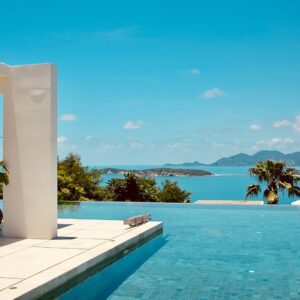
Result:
[0, 63, 57, 239]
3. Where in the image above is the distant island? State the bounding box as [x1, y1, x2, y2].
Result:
[164, 150, 300, 167]
[101, 168, 213, 177]
[165, 161, 207, 167]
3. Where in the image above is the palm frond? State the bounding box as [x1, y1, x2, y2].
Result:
[249, 161, 270, 183]
[0, 173, 9, 186]
[287, 185, 300, 197]
[0, 161, 9, 186]
[0, 161, 9, 173]
[246, 184, 261, 199]
[278, 181, 292, 190]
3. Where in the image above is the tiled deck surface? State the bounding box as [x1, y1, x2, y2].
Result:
[195, 200, 264, 205]
[0, 219, 162, 300]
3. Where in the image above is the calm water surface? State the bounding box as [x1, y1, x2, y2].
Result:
[58, 202, 300, 300]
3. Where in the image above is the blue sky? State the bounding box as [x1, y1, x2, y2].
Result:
[1, 0, 300, 165]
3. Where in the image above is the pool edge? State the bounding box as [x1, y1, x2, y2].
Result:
[1, 220, 163, 300]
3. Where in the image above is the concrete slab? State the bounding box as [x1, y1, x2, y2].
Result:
[0, 278, 21, 290]
[291, 200, 300, 205]
[195, 200, 264, 205]
[36, 237, 106, 250]
[65, 229, 127, 240]
[0, 246, 27, 258]
[0, 247, 83, 279]
[0, 218, 163, 300]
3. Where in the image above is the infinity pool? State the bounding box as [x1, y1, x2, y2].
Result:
[58, 202, 300, 299]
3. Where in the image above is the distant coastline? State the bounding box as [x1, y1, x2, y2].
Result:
[101, 167, 213, 177]
[165, 161, 207, 167]
[164, 150, 300, 167]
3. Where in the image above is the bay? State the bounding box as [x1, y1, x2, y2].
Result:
[91, 165, 300, 204]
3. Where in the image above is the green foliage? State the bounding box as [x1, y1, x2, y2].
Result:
[58, 153, 107, 201]
[158, 180, 191, 203]
[106, 173, 159, 202]
[246, 160, 300, 204]
[0, 161, 9, 199]
[106, 173, 191, 203]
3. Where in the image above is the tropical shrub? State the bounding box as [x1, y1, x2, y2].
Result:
[158, 179, 191, 203]
[106, 173, 191, 203]
[106, 173, 159, 202]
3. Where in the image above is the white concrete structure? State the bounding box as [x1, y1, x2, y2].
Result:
[0, 63, 57, 239]
[195, 200, 264, 205]
[0, 219, 162, 300]
[291, 200, 300, 205]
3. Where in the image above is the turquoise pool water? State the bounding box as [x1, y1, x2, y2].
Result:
[58, 202, 300, 299]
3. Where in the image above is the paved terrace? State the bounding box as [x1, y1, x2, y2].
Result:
[0, 219, 162, 300]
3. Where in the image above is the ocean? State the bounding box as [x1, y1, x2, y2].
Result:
[93, 165, 300, 205]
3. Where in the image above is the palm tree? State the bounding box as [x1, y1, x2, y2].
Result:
[0, 161, 9, 186]
[246, 160, 300, 204]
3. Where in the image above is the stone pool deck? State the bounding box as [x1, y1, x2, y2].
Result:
[195, 200, 264, 205]
[0, 218, 163, 300]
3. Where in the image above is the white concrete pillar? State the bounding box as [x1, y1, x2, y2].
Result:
[0, 63, 57, 239]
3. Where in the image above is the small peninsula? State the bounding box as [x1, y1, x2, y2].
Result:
[101, 168, 213, 177]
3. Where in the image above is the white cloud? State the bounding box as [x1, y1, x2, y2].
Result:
[269, 138, 282, 147]
[273, 119, 290, 128]
[189, 68, 200, 76]
[270, 137, 293, 147]
[249, 124, 262, 131]
[85, 136, 92, 140]
[57, 135, 67, 145]
[255, 137, 293, 148]
[293, 115, 300, 132]
[123, 120, 145, 130]
[201, 87, 225, 99]
[59, 114, 77, 121]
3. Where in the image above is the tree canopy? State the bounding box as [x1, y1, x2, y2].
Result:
[58, 153, 106, 201]
[158, 180, 191, 203]
[106, 173, 159, 202]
